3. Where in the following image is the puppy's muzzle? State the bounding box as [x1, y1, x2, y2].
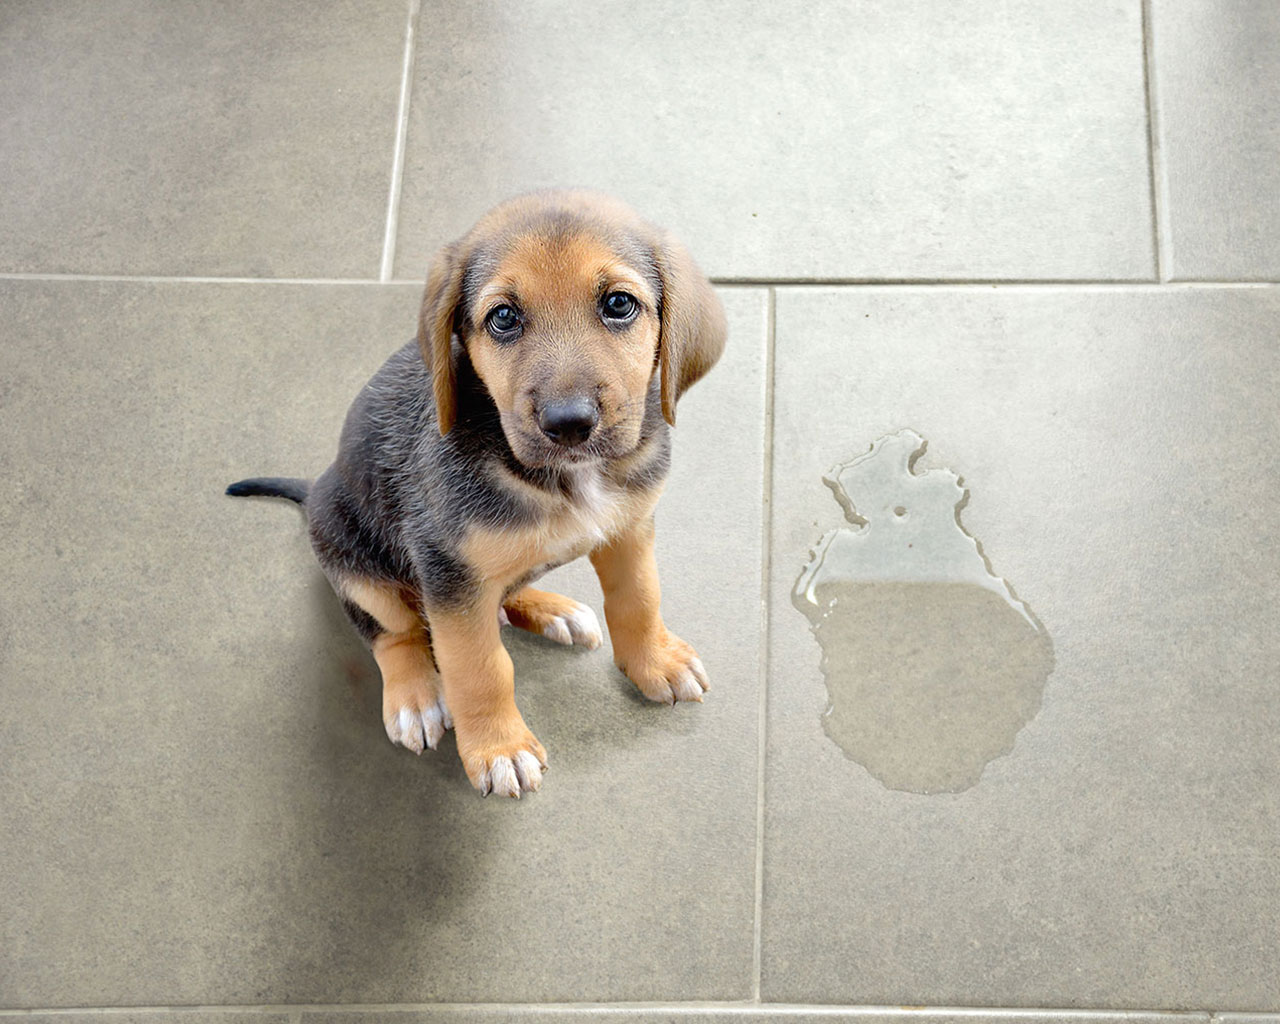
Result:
[538, 397, 599, 448]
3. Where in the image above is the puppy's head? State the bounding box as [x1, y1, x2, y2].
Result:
[417, 191, 725, 468]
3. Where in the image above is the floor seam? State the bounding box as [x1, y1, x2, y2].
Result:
[0, 273, 400, 285]
[378, 0, 421, 283]
[0, 1004, 1235, 1017]
[750, 286, 778, 1003]
[1140, 0, 1172, 281]
[1, 273, 1278, 289]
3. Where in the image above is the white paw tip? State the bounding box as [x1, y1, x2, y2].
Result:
[689, 657, 709, 690]
[543, 618, 574, 646]
[390, 706, 424, 754]
[489, 756, 521, 798]
[498, 607, 511, 626]
[513, 749, 543, 792]
[672, 672, 704, 703]
[420, 705, 446, 750]
[566, 605, 603, 649]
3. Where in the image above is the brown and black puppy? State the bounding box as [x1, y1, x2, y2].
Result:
[228, 190, 726, 798]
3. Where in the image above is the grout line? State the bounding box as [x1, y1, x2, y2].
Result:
[1, 273, 1278, 289]
[1140, 0, 1172, 281]
[18, 1012, 309, 1018]
[707, 278, 1276, 288]
[716, 280, 1280, 289]
[750, 287, 778, 1003]
[379, 0, 422, 283]
[0, 1005, 1225, 1018]
[709, 277, 1154, 287]
[0, 272, 400, 285]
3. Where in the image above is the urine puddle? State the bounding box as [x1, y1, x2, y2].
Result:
[793, 430, 1054, 794]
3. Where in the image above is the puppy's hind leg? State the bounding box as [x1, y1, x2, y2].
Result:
[341, 577, 452, 753]
[502, 586, 603, 650]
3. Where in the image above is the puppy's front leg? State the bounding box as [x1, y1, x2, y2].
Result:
[590, 516, 710, 704]
[428, 589, 547, 798]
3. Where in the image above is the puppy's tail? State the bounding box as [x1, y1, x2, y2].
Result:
[225, 476, 311, 506]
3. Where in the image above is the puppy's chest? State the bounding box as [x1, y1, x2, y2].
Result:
[463, 470, 646, 588]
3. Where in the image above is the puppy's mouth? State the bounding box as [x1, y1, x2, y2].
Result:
[502, 416, 633, 470]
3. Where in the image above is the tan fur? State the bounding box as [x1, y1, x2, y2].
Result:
[503, 587, 587, 634]
[652, 234, 726, 426]
[418, 188, 725, 438]
[407, 192, 723, 793]
[371, 629, 441, 730]
[428, 600, 547, 792]
[341, 577, 444, 747]
[589, 517, 707, 703]
[466, 232, 659, 463]
[460, 475, 659, 590]
[417, 244, 463, 434]
[339, 576, 421, 635]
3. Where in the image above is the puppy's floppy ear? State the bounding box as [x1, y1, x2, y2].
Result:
[653, 235, 726, 426]
[416, 242, 466, 435]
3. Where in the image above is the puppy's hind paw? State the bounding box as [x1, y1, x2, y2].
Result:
[541, 602, 603, 650]
[503, 588, 603, 651]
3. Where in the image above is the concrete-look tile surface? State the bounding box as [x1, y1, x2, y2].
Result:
[0, 0, 405, 277]
[762, 287, 1280, 1007]
[0, 281, 767, 1004]
[395, 1, 1153, 282]
[1153, 1, 1280, 279]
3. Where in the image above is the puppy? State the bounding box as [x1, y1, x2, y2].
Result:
[228, 190, 726, 798]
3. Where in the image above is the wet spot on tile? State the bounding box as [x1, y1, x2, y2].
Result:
[794, 430, 1054, 793]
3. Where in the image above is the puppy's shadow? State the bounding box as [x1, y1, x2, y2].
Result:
[502, 620, 705, 758]
[254, 574, 698, 999]
[255, 571, 481, 1001]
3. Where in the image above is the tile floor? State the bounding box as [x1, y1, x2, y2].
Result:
[0, 0, 1276, 1019]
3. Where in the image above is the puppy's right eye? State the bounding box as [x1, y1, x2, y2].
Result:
[485, 304, 522, 341]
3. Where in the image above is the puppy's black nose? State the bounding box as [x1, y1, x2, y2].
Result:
[538, 398, 599, 447]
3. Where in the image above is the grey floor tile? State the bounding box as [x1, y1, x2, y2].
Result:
[0, 281, 766, 1004]
[762, 286, 1280, 1008]
[395, 1, 1153, 282]
[1153, 1, 1280, 279]
[0, 0, 405, 277]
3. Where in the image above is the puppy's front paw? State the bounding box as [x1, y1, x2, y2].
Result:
[615, 630, 710, 705]
[458, 722, 548, 798]
[383, 674, 452, 754]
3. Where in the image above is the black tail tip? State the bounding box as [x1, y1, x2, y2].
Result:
[225, 477, 310, 504]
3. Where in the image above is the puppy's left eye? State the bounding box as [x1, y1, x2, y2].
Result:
[486, 304, 522, 341]
[601, 292, 638, 323]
